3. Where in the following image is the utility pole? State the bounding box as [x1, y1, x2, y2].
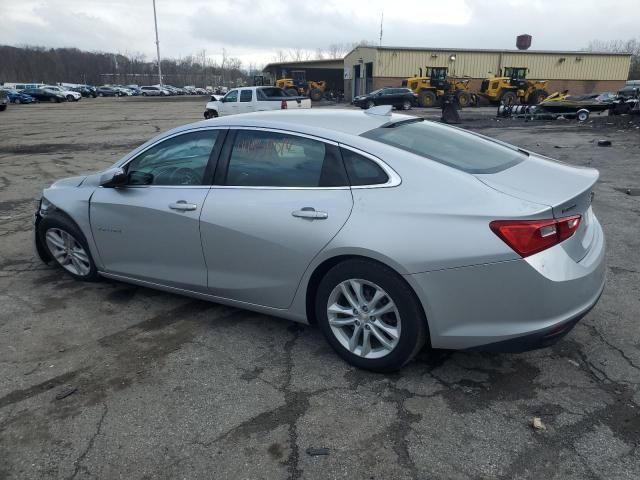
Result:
[379, 12, 384, 46]
[152, 0, 163, 86]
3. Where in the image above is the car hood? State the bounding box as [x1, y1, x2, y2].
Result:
[51, 175, 88, 188]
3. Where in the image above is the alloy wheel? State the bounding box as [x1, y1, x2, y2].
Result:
[45, 228, 91, 276]
[327, 279, 401, 359]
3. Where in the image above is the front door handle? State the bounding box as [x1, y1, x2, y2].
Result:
[169, 200, 197, 211]
[292, 207, 328, 220]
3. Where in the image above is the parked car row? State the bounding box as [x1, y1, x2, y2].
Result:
[96, 84, 212, 97]
[0, 83, 214, 108]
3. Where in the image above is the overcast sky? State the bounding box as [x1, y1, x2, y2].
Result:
[2, 0, 638, 67]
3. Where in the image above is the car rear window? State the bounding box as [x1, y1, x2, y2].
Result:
[361, 121, 525, 174]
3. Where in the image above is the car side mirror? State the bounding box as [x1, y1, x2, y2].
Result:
[100, 167, 128, 188]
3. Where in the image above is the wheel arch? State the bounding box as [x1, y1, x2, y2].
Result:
[304, 254, 431, 345]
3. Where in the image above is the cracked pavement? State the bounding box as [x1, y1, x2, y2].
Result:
[0, 98, 639, 479]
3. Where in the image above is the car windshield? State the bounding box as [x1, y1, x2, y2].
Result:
[361, 121, 525, 174]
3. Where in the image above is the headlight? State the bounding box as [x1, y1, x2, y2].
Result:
[39, 197, 52, 216]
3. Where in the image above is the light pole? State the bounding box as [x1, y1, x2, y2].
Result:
[152, 0, 163, 86]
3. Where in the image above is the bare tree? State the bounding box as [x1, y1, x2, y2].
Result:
[315, 48, 325, 60]
[326, 43, 349, 59]
[288, 47, 312, 62]
[273, 49, 288, 63]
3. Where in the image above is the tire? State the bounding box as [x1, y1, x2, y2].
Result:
[285, 88, 298, 96]
[366, 100, 375, 109]
[204, 109, 218, 119]
[401, 99, 412, 110]
[0, 104, 6, 111]
[577, 109, 590, 122]
[99, 92, 104, 97]
[309, 88, 323, 101]
[50, 97, 56, 103]
[142, 92, 147, 97]
[315, 259, 428, 372]
[418, 90, 437, 108]
[528, 89, 548, 105]
[66, 95, 74, 101]
[37, 213, 100, 282]
[455, 90, 471, 108]
[15, 98, 22, 105]
[501, 90, 518, 106]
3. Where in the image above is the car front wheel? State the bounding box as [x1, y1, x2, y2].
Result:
[38, 213, 99, 281]
[316, 259, 428, 371]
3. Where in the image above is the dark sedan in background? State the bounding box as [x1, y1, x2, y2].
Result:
[21, 88, 66, 103]
[1, 88, 37, 104]
[352, 88, 418, 110]
[71, 85, 97, 98]
[96, 86, 121, 97]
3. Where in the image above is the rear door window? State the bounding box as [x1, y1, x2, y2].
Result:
[361, 121, 524, 174]
[240, 90, 252, 102]
[225, 130, 347, 187]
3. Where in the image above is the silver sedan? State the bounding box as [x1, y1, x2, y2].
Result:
[34, 107, 606, 371]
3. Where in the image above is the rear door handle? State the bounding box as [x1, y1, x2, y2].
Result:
[169, 200, 197, 211]
[292, 207, 328, 220]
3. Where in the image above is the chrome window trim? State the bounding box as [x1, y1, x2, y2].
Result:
[338, 143, 402, 189]
[227, 126, 339, 146]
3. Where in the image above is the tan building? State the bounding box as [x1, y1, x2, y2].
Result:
[344, 46, 631, 100]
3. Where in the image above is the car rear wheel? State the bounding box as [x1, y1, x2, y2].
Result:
[66, 95, 74, 101]
[38, 213, 99, 282]
[366, 100, 375, 109]
[315, 259, 428, 372]
[402, 100, 412, 110]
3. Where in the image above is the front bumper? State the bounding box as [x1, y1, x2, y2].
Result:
[408, 215, 606, 351]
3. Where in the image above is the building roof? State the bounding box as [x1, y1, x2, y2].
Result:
[263, 58, 344, 71]
[346, 45, 631, 57]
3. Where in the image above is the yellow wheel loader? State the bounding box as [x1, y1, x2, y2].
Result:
[402, 67, 474, 108]
[479, 67, 548, 106]
[275, 78, 327, 101]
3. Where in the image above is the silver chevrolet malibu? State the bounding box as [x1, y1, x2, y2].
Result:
[34, 108, 606, 371]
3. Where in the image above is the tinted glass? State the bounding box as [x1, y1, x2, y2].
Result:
[226, 131, 347, 187]
[224, 90, 238, 102]
[240, 90, 252, 102]
[126, 130, 218, 186]
[341, 149, 389, 186]
[361, 121, 524, 174]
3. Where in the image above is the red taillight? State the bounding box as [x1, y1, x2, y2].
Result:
[281, 100, 287, 109]
[490, 215, 581, 257]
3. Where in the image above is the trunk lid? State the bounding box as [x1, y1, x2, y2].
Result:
[475, 155, 599, 262]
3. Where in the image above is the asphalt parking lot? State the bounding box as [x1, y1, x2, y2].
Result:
[1, 98, 639, 479]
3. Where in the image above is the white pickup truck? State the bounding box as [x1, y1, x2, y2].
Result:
[203, 86, 311, 118]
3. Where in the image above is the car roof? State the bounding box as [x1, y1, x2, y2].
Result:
[191, 109, 414, 138]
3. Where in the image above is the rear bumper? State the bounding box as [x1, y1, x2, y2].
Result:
[407, 215, 606, 351]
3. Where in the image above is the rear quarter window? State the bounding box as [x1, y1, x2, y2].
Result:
[361, 121, 524, 174]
